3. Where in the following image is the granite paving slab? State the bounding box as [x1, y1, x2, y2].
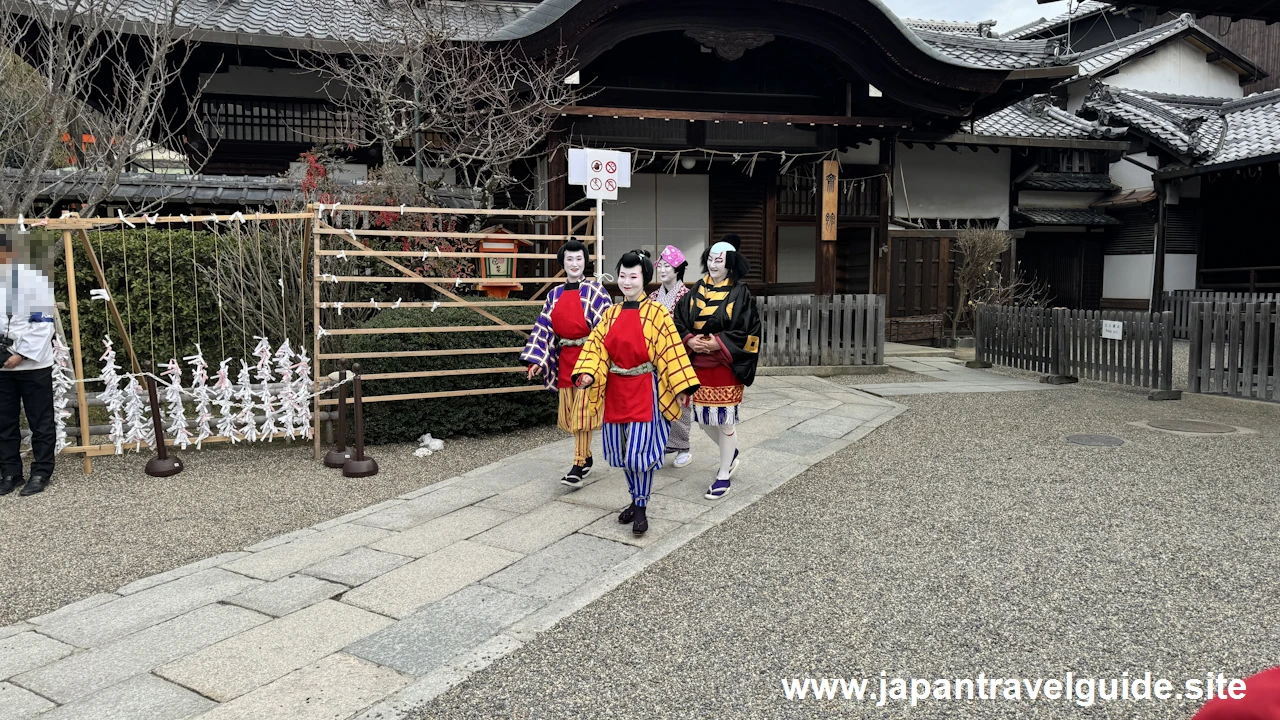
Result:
[368, 506, 518, 558]
[222, 575, 349, 618]
[470, 501, 609, 555]
[221, 523, 393, 581]
[354, 486, 497, 531]
[155, 600, 394, 702]
[37, 673, 215, 720]
[34, 568, 259, 649]
[0, 681, 54, 719]
[346, 585, 542, 677]
[191, 652, 409, 720]
[482, 534, 637, 600]
[12, 604, 269, 703]
[578, 515, 686, 549]
[341, 541, 524, 619]
[301, 547, 413, 586]
[0, 632, 75, 681]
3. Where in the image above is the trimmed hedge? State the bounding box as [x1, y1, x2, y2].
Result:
[53, 229, 257, 365]
[346, 302, 557, 443]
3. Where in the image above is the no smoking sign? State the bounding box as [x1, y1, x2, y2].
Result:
[568, 148, 631, 200]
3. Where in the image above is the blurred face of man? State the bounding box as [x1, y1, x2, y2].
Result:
[563, 250, 586, 281]
[708, 251, 727, 282]
[655, 259, 676, 286]
[617, 265, 645, 301]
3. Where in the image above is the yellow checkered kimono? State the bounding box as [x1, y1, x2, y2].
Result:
[572, 299, 700, 423]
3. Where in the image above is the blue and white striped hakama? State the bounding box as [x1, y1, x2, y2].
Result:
[602, 375, 670, 507]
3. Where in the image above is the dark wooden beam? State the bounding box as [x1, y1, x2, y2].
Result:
[559, 106, 911, 128]
[1206, 51, 1223, 62]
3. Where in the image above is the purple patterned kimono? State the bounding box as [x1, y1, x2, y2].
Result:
[522, 280, 614, 392]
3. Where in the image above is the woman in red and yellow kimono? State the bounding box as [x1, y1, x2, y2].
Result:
[573, 250, 699, 535]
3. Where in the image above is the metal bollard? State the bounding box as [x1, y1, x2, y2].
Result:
[342, 363, 378, 478]
[143, 361, 183, 477]
[323, 362, 352, 468]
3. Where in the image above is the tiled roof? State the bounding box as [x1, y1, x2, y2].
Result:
[1013, 207, 1121, 225]
[973, 95, 1128, 139]
[914, 30, 1067, 69]
[1092, 188, 1157, 207]
[11, 170, 310, 205]
[1207, 90, 1280, 166]
[1085, 84, 1228, 160]
[10, 0, 536, 49]
[903, 18, 997, 37]
[1000, 0, 1113, 40]
[1062, 14, 1264, 84]
[1019, 172, 1120, 191]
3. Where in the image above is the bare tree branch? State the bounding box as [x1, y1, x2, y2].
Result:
[294, 0, 584, 209]
[1, 0, 211, 217]
[949, 226, 1054, 338]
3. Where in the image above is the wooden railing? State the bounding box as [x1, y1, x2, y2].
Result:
[1163, 290, 1280, 339]
[756, 294, 885, 367]
[1188, 301, 1280, 401]
[974, 305, 1176, 395]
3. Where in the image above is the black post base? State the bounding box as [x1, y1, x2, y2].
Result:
[1040, 375, 1080, 385]
[965, 360, 993, 369]
[323, 447, 352, 468]
[343, 457, 379, 478]
[146, 455, 184, 477]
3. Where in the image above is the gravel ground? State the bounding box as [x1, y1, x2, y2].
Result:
[829, 369, 944, 386]
[0, 425, 562, 626]
[413, 384, 1280, 719]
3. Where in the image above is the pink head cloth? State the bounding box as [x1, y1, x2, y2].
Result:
[660, 245, 686, 268]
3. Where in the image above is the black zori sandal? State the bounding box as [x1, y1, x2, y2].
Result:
[618, 502, 636, 524]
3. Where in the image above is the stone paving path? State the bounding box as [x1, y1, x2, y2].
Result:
[851, 357, 1065, 396]
[0, 376, 903, 720]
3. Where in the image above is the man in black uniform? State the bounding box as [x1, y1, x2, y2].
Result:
[0, 231, 58, 496]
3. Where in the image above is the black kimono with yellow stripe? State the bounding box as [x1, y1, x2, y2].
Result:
[674, 275, 762, 387]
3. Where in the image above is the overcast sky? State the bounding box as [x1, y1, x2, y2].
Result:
[882, 0, 1066, 33]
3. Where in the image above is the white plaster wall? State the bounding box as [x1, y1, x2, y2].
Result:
[777, 225, 817, 283]
[200, 65, 341, 99]
[1103, 253, 1198, 298]
[1107, 41, 1245, 98]
[1017, 191, 1105, 208]
[606, 174, 708, 262]
[893, 143, 1010, 227]
[1109, 152, 1158, 191]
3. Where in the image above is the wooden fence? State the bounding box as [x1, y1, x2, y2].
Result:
[1163, 290, 1280, 339]
[1188, 301, 1280, 401]
[756, 294, 884, 367]
[975, 305, 1176, 393]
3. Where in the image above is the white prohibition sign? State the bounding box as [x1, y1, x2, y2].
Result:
[605, 179, 617, 191]
[591, 160, 603, 172]
[605, 160, 617, 173]
[590, 178, 602, 190]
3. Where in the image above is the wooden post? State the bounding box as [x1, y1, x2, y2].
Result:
[75, 229, 141, 376]
[62, 231, 92, 475]
[1151, 179, 1168, 311]
[311, 207, 323, 460]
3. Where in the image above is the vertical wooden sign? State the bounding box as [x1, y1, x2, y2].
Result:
[821, 159, 838, 242]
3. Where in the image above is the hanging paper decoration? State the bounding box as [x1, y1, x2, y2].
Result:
[51, 337, 74, 453]
[121, 372, 154, 451]
[235, 360, 259, 443]
[98, 338, 126, 454]
[185, 345, 214, 449]
[273, 340, 296, 440]
[163, 359, 193, 450]
[252, 337, 277, 440]
[290, 347, 314, 439]
[213, 358, 238, 442]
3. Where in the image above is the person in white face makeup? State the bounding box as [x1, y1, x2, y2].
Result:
[673, 234, 761, 500]
[649, 245, 693, 468]
[521, 239, 612, 487]
[573, 250, 698, 535]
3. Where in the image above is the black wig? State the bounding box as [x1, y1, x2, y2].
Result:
[557, 238, 594, 276]
[615, 248, 654, 286]
[699, 233, 751, 282]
